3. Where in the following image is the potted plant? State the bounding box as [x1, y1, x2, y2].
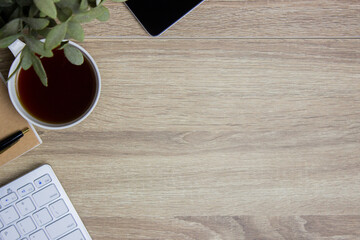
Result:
[0, 0, 126, 129]
[0, 0, 126, 86]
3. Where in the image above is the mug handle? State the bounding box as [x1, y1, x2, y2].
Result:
[8, 39, 25, 57]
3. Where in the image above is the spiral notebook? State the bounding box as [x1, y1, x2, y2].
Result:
[0, 73, 42, 166]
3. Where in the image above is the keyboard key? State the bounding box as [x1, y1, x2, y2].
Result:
[17, 217, 36, 235]
[33, 208, 52, 227]
[0, 193, 18, 207]
[0, 207, 20, 225]
[32, 184, 60, 207]
[0, 165, 91, 240]
[0, 225, 20, 240]
[49, 199, 68, 218]
[59, 229, 85, 240]
[29, 230, 49, 240]
[18, 184, 35, 197]
[16, 198, 36, 216]
[45, 214, 77, 239]
[34, 174, 52, 188]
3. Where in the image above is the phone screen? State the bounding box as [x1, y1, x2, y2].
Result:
[125, 0, 205, 36]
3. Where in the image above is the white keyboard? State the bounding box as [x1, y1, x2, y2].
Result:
[0, 165, 92, 240]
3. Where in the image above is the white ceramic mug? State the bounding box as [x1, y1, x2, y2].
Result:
[7, 40, 101, 130]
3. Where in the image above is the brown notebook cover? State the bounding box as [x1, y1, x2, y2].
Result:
[0, 73, 42, 166]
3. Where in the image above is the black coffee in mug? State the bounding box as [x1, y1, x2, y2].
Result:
[17, 49, 97, 124]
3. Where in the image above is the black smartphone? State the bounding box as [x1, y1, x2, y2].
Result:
[125, 0, 205, 36]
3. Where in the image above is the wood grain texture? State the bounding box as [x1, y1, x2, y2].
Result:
[81, 216, 360, 239]
[85, 0, 360, 38]
[0, 0, 360, 239]
[1, 39, 360, 215]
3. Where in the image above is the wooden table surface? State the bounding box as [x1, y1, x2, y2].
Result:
[1, 0, 360, 239]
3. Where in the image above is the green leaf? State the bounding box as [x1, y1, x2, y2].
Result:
[21, 46, 32, 70]
[72, 12, 92, 23]
[22, 17, 49, 30]
[31, 54, 47, 86]
[34, 0, 57, 19]
[55, 0, 79, 12]
[24, 35, 53, 57]
[9, 7, 20, 20]
[36, 28, 51, 38]
[57, 7, 72, 22]
[96, 6, 109, 22]
[79, 0, 88, 10]
[111, 0, 127, 2]
[0, 18, 20, 37]
[72, 5, 108, 23]
[39, 11, 47, 18]
[8, 59, 21, 81]
[64, 44, 83, 65]
[29, 5, 39, 17]
[0, 33, 20, 48]
[96, 0, 101, 6]
[45, 22, 68, 50]
[66, 21, 84, 41]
